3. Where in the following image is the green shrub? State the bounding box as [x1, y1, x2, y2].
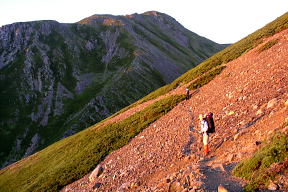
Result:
[232, 132, 288, 191]
[258, 39, 279, 52]
[187, 66, 226, 90]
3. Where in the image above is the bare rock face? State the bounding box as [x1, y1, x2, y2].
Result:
[24, 133, 40, 157]
[0, 11, 226, 167]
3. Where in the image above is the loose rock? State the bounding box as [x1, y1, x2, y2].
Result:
[92, 183, 101, 189]
[89, 165, 104, 182]
[218, 184, 228, 192]
[256, 109, 263, 115]
[268, 180, 278, 191]
[284, 100, 288, 107]
[267, 98, 278, 109]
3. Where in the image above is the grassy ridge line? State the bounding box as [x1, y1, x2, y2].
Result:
[0, 94, 185, 192]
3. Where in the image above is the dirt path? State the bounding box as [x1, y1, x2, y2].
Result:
[199, 157, 244, 192]
[62, 29, 288, 192]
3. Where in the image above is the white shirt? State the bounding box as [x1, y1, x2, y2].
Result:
[200, 120, 208, 133]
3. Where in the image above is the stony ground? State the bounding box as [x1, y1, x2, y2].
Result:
[62, 29, 288, 192]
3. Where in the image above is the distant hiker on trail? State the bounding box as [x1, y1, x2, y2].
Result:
[199, 114, 209, 156]
[186, 88, 190, 100]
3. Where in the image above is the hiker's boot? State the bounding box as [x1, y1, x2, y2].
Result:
[204, 145, 209, 156]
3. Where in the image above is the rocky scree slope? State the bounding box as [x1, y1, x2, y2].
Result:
[0, 11, 225, 167]
[63, 28, 288, 191]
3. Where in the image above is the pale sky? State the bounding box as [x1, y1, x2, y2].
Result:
[0, 0, 287, 44]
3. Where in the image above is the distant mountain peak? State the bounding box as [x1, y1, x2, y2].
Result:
[142, 11, 160, 16]
[77, 14, 122, 25]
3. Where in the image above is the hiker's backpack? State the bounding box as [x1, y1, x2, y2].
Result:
[206, 112, 215, 133]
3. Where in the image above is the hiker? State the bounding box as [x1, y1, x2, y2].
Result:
[199, 114, 209, 156]
[186, 88, 190, 100]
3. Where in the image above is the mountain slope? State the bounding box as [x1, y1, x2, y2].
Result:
[0, 11, 225, 167]
[0, 12, 287, 192]
[63, 16, 288, 192]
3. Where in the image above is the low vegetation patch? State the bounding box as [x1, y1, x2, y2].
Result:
[0, 94, 185, 192]
[258, 39, 279, 52]
[232, 131, 288, 191]
[187, 66, 226, 90]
